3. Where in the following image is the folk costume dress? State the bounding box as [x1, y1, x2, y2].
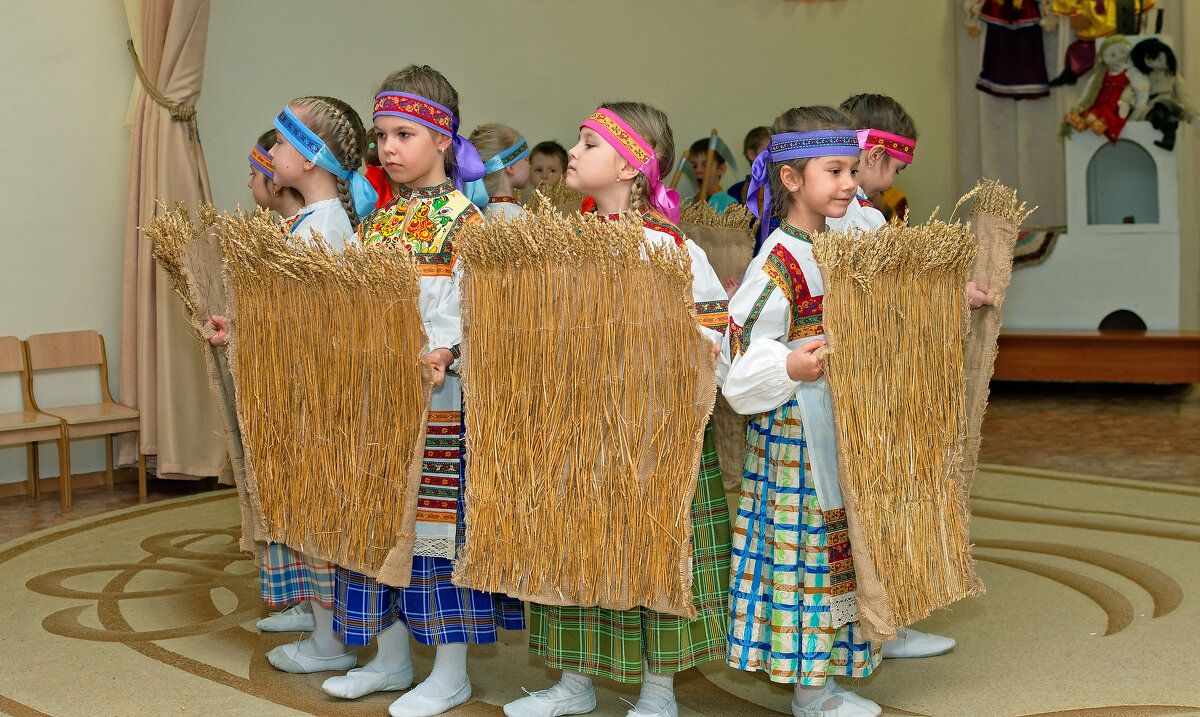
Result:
[968, 0, 1053, 100]
[723, 221, 880, 686]
[332, 179, 525, 647]
[824, 188, 886, 234]
[527, 209, 734, 682]
[259, 198, 355, 610]
[484, 196, 523, 220]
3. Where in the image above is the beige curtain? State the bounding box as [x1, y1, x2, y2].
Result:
[955, 6, 1071, 225]
[119, 0, 227, 479]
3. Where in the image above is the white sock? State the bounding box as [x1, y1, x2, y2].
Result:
[558, 669, 593, 694]
[631, 662, 675, 714]
[414, 643, 469, 695]
[307, 602, 348, 657]
[795, 681, 840, 711]
[322, 622, 415, 699]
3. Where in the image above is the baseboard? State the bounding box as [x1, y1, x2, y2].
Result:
[0, 468, 138, 498]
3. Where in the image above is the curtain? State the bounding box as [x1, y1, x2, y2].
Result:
[119, 0, 227, 479]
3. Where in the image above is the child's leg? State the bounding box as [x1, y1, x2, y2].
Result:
[502, 669, 596, 717]
[625, 662, 675, 717]
[388, 642, 472, 717]
[265, 602, 356, 673]
[322, 620, 414, 699]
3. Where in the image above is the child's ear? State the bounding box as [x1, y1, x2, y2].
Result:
[866, 145, 887, 168]
[779, 164, 802, 192]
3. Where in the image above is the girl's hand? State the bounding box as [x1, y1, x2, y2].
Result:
[208, 315, 230, 347]
[422, 348, 455, 388]
[786, 339, 826, 381]
[967, 281, 993, 310]
[724, 277, 741, 298]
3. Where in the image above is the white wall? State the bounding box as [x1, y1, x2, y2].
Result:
[0, 0, 133, 485]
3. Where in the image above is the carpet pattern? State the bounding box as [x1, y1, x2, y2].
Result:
[1, 466, 1198, 717]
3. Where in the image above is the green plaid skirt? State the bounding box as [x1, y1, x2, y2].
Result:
[529, 424, 732, 682]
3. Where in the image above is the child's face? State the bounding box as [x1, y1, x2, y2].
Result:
[247, 168, 274, 210]
[746, 140, 768, 164]
[531, 152, 565, 186]
[565, 128, 625, 194]
[857, 151, 904, 197]
[793, 156, 859, 220]
[508, 157, 531, 191]
[268, 127, 308, 189]
[688, 152, 725, 186]
[373, 114, 449, 188]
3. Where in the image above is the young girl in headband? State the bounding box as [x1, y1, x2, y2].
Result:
[246, 129, 304, 219]
[467, 123, 531, 218]
[825, 93, 917, 234]
[504, 101, 732, 717]
[319, 64, 524, 717]
[723, 106, 883, 717]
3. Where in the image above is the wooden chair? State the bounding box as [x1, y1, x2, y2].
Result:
[23, 330, 146, 509]
[0, 336, 66, 498]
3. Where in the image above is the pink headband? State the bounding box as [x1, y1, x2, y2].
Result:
[857, 128, 916, 164]
[581, 108, 680, 223]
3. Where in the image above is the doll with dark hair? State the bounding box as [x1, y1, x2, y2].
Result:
[1131, 37, 1197, 150]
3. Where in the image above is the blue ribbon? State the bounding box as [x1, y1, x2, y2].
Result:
[482, 138, 530, 175]
[745, 130, 860, 242]
[461, 179, 492, 208]
[273, 106, 379, 220]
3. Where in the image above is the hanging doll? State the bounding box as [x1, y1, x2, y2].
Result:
[1131, 38, 1197, 150]
[1048, 0, 1155, 86]
[966, 0, 1057, 100]
[1063, 34, 1148, 142]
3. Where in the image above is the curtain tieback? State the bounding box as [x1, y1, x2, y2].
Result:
[127, 40, 199, 140]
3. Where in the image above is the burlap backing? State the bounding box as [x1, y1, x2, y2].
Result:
[814, 212, 986, 641]
[452, 208, 715, 619]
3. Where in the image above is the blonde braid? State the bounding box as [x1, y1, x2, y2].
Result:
[628, 177, 647, 217]
[291, 96, 367, 226]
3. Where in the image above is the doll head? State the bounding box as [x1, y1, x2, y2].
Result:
[1131, 38, 1177, 75]
[1099, 35, 1133, 71]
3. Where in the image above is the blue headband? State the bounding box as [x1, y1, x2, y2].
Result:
[273, 106, 379, 220]
[483, 137, 530, 174]
[746, 130, 861, 241]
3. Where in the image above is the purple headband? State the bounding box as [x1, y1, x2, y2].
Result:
[745, 130, 860, 241]
[373, 91, 485, 190]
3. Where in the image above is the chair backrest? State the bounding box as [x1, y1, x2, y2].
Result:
[24, 330, 114, 404]
[0, 336, 23, 374]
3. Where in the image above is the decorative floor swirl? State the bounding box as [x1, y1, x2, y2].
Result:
[1, 465, 1198, 717]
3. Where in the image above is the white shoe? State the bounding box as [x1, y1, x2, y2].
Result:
[791, 698, 880, 717]
[257, 602, 316, 632]
[504, 683, 597, 717]
[624, 700, 678, 717]
[266, 642, 357, 674]
[881, 628, 956, 659]
[825, 682, 882, 716]
[322, 665, 414, 699]
[389, 678, 471, 717]
[624, 681, 678, 717]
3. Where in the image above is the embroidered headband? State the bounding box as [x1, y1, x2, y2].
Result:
[483, 137, 530, 175]
[249, 143, 274, 179]
[857, 128, 916, 164]
[273, 105, 379, 220]
[372, 91, 486, 191]
[580, 107, 680, 224]
[746, 130, 861, 240]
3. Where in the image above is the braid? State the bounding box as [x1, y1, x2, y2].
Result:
[628, 178, 646, 217]
[290, 95, 367, 224]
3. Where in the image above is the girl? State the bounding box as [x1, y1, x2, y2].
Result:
[467, 123, 531, 218]
[723, 106, 882, 717]
[504, 102, 731, 717]
[319, 64, 525, 717]
[246, 129, 304, 219]
[246, 96, 375, 676]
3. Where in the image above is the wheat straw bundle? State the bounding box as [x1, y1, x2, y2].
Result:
[812, 214, 983, 640]
[452, 202, 717, 619]
[220, 211, 432, 586]
[957, 180, 1033, 485]
[678, 202, 755, 489]
[520, 178, 583, 215]
[142, 203, 263, 550]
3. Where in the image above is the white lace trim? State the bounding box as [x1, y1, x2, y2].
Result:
[412, 535, 456, 560]
[828, 592, 860, 629]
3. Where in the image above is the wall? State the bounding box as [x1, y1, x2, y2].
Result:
[0, 0, 133, 485]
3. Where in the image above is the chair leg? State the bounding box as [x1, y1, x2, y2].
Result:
[26, 442, 39, 498]
[136, 431, 147, 502]
[105, 435, 114, 488]
[58, 436, 72, 510]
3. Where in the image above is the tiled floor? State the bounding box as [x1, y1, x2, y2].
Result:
[2, 381, 1196, 544]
